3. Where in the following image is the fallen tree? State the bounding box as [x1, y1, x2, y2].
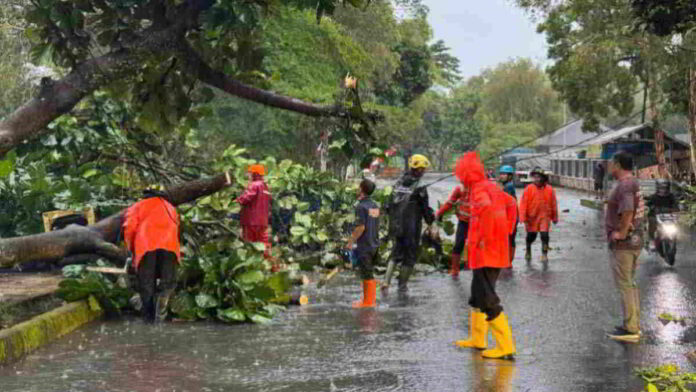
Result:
[0, 0, 378, 158]
[0, 172, 232, 268]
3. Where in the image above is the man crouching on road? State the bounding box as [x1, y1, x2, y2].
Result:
[605, 151, 644, 342]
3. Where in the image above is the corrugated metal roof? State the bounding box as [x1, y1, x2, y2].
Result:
[535, 120, 612, 147]
[587, 124, 690, 147]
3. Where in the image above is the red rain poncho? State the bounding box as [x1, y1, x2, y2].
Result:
[519, 183, 558, 232]
[454, 152, 510, 269]
[123, 197, 180, 269]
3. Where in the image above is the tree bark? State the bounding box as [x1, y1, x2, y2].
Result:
[176, 40, 354, 118]
[649, 91, 669, 179]
[689, 68, 696, 182]
[0, 172, 232, 268]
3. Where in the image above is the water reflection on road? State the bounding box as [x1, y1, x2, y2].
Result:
[2, 182, 696, 391]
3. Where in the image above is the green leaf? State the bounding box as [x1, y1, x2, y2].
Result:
[82, 169, 99, 178]
[249, 314, 272, 324]
[238, 270, 264, 285]
[290, 226, 307, 236]
[0, 159, 14, 178]
[646, 383, 658, 392]
[217, 308, 246, 322]
[195, 293, 219, 308]
[251, 241, 267, 252]
[316, 231, 329, 242]
[294, 212, 312, 227]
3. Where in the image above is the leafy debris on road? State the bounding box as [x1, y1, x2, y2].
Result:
[658, 313, 687, 326]
[636, 364, 696, 392]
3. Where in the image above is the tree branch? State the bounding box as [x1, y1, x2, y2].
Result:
[176, 39, 382, 123]
[0, 172, 233, 267]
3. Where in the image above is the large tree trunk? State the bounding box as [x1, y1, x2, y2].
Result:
[689, 68, 696, 182]
[0, 172, 232, 267]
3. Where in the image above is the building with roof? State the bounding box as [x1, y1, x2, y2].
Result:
[545, 123, 691, 193]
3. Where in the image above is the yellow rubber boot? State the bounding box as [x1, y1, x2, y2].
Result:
[352, 279, 376, 308]
[481, 312, 516, 359]
[455, 310, 488, 349]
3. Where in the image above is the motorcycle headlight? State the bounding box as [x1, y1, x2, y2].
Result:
[662, 224, 678, 236]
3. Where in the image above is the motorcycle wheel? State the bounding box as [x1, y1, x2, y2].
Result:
[662, 241, 677, 266]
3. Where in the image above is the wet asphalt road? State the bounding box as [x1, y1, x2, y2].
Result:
[2, 175, 696, 391]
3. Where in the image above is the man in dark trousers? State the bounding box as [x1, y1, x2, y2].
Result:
[123, 189, 180, 322]
[345, 179, 380, 308]
[384, 154, 435, 292]
[605, 151, 644, 342]
[594, 162, 606, 199]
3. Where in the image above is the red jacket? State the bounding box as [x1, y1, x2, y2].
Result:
[436, 185, 470, 221]
[123, 197, 180, 269]
[520, 183, 558, 232]
[237, 175, 271, 227]
[454, 152, 510, 269]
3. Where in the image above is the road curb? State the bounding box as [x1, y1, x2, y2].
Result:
[0, 297, 103, 366]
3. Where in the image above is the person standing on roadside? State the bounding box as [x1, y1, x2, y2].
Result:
[345, 179, 380, 308]
[520, 167, 558, 263]
[453, 152, 516, 360]
[384, 154, 435, 292]
[498, 165, 518, 264]
[594, 162, 606, 200]
[605, 151, 644, 342]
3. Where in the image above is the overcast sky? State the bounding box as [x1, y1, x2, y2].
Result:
[425, 0, 549, 79]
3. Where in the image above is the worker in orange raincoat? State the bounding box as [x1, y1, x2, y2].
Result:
[453, 152, 516, 360]
[519, 166, 558, 263]
[123, 189, 180, 322]
[435, 184, 470, 277]
[237, 164, 272, 261]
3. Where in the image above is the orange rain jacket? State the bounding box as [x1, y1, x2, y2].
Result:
[454, 152, 511, 269]
[435, 185, 470, 222]
[519, 184, 558, 232]
[123, 197, 181, 269]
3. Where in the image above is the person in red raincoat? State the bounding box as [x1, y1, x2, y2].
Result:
[519, 167, 558, 262]
[123, 189, 180, 322]
[435, 184, 470, 276]
[453, 152, 516, 360]
[237, 164, 272, 259]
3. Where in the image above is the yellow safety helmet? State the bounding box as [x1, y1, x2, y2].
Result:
[408, 154, 430, 169]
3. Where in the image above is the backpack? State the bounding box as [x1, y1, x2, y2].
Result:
[387, 177, 420, 238]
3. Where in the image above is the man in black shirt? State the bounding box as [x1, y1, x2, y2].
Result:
[345, 179, 380, 308]
[384, 154, 435, 292]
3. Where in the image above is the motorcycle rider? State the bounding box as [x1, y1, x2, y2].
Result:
[645, 179, 679, 248]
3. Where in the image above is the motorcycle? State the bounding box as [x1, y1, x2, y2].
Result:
[648, 213, 679, 266]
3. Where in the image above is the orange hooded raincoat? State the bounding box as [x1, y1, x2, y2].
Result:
[123, 197, 181, 269]
[454, 152, 511, 269]
[519, 184, 558, 232]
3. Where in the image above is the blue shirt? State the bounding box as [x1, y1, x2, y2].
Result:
[503, 181, 516, 199]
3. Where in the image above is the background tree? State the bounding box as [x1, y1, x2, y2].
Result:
[516, 0, 696, 175]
